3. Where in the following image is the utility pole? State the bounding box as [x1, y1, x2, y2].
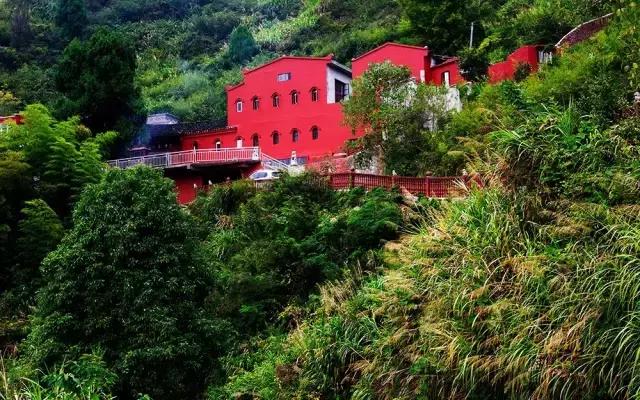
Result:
[470, 21, 475, 48]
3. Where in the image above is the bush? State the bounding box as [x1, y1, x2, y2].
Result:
[23, 167, 224, 400]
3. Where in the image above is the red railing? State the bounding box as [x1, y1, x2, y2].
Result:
[328, 173, 476, 198]
[108, 147, 261, 169]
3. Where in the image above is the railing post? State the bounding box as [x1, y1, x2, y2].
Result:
[349, 172, 355, 189]
[426, 176, 431, 197]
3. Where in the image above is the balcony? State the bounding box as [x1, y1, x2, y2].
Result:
[108, 147, 262, 169]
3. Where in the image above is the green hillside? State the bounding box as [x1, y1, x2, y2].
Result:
[2, 0, 640, 399]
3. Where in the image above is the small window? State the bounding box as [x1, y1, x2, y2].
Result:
[236, 100, 244, 112]
[292, 129, 299, 143]
[277, 73, 292, 82]
[215, 139, 221, 150]
[311, 126, 319, 140]
[311, 87, 319, 102]
[192, 141, 199, 150]
[291, 91, 299, 105]
[236, 137, 244, 148]
[272, 94, 280, 108]
[252, 97, 260, 110]
[272, 131, 280, 145]
[252, 134, 259, 147]
[441, 71, 451, 87]
[335, 80, 350, 102]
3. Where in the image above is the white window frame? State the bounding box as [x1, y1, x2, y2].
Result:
[236, 100, 243, 112]
[277, 73, 292, 82]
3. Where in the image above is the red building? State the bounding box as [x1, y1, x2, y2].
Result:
[109, 43, 467, 203]
[351, 43, 464, 85]
[488, 45, 553, 84]
[0, 114, 24, 127]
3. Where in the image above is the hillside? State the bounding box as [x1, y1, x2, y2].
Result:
[1, 0, 640, 400]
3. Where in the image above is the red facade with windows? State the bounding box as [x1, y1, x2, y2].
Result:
[351, 42, 464, 85]
[224, 55, 355, 163]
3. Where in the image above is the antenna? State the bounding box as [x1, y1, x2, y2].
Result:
[470, 22, 475, 48]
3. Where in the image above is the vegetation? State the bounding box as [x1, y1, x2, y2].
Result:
[2, 0, 640, 399]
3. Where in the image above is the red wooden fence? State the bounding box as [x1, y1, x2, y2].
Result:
[327, 173, 475, 198]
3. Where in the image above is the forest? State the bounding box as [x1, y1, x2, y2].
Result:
[1, 0, 640, 399]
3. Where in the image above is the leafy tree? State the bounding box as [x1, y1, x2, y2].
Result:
[55, 0, 88, 40]
[55, 28, 139, 131]
[343, 62, 450, 175]
[227, 25, 258, 64]
[10, 199, 63, 301]
[399, 0, 502, 54]
[23, 167, 223, 400]
[458, 47, 489, 82]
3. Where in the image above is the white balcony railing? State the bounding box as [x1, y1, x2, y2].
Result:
[108, 147, 261, 169]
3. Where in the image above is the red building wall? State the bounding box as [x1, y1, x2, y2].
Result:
[488, 45, 540, 84]
[430, 58, 464, 86]
[352, 43, 430, 82]
[225, 56, 355, 162]
[0, 114, 24, 125]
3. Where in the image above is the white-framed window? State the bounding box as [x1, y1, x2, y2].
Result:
[236, 137, 244, 148]
[272, 94, 280, 108]
[311, 87, 319, 102]
[277, 73, 292, 82]
[252, 96, 260, 110]
[441, 71, 451, 87]
[291, 91, 299, 105]
[215, 139, 221, 150]
[236, 100, 244, 112]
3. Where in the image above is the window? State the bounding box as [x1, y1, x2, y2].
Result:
[277, 72, 292, 82]
[215, 139, 221, 150]
[236, 137, 244, 148]
[311, 126, 319, 140]
[252, 134, 259, 147]
[272, 94, 280, 108]
[272, 131, 280, 145]
[252, 96, 260, 110]
[441, 71, 451, 87]
[292, 129, 299, 143]
[335, 80, 350, 102]
[291, 91, 299, 105]
[311, 87, 319, 102]
[236, 100, 243, 112]
[192, 141, 199, 150]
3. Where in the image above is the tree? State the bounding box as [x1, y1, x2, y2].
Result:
[227, 25, 258, 64]
[23, 167, 222, 400]
[11, 199, 63, 300]
[55, 0, 87, 40]
[398, 0, 502, 54]
[342, 62, 449, 175]
[55, 28, 139, 131]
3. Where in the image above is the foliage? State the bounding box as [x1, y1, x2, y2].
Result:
[343, 62, 454, 175]
[55, 0, 87, 41]
[22, 167, 224, 400]
[1, 351, 118, 400]
[55, 28, 139, 131]
[227, 25, 259, 64]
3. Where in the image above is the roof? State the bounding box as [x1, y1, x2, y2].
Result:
[431, 57, 460, 68]
[147, 120, 232, 137]
[226, 55, 352, 92]
[351, 42, 429, 62]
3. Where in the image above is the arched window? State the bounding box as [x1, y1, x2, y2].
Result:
[252, 134, 259, 147]
[272, 93, 280, 108]
[192, 141, 199, 150]
[252, 96, 260, 110]
[236, 137, 244, 148]
[311, 126, 319, 140]
[292, 129, 299, 143]
[272, 131, 280, 145]
[291, 91, 299, 105]
[311, 87, 319, 102]
[236, 100, 243, 112]
[215, 139, 221, 150]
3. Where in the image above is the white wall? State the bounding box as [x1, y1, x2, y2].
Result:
[326, 67, 352, 104]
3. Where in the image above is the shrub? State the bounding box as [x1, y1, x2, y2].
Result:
[22, 167, 224, 400]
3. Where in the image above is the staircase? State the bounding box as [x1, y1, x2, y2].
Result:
[261, 153, 293, 172]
